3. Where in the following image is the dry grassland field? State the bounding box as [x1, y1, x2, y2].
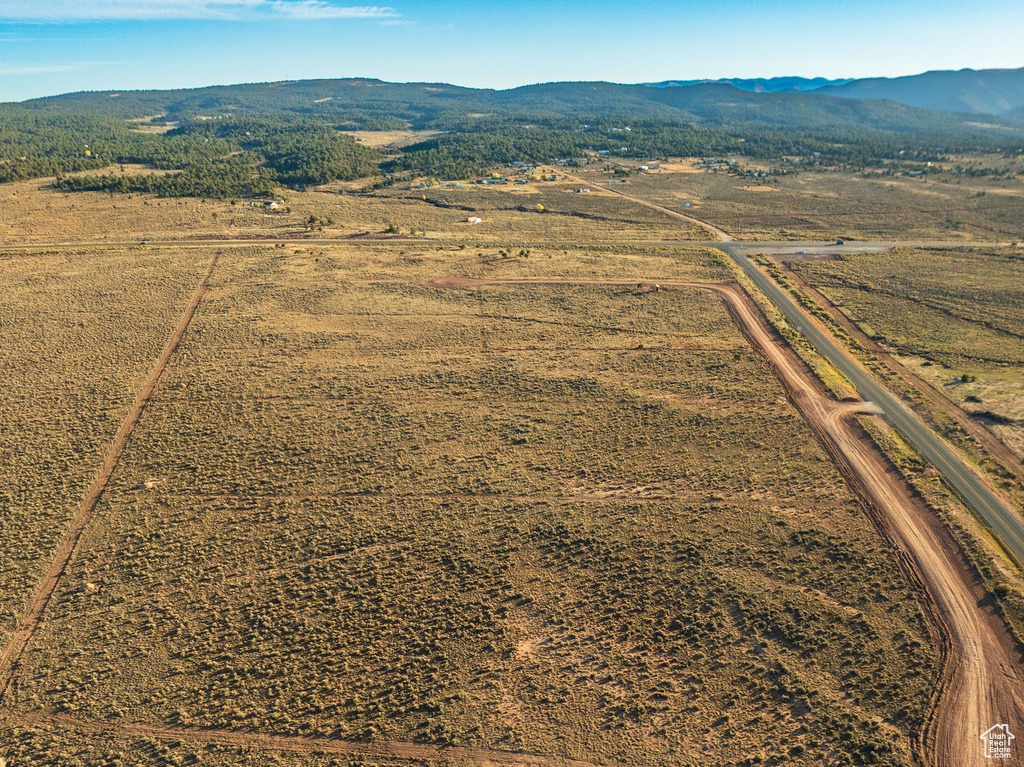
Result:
[788, 247, 1024, 459]
[0, 247, 209, 649]
[0, 241, 939, 767]
[0, 174, 708, 245]
[572, 161, 1024, 241]
[340, 130, 444, 149]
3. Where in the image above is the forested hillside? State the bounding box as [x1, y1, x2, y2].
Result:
[3, 77, 1024, 198]
[23, 78, 1024, 133]
[817, 67, 1024, 117]
[1, 107, 381, 197]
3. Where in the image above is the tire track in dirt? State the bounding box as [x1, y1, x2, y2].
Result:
[0, 253, 220, 705]
[10, 712, 611, 767]
[431, 277, 1024, 767]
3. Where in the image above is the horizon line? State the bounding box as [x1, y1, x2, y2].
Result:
[11, 64, 1024, 104]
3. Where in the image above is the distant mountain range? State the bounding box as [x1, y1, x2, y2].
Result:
[817, 68, 1024, 118]
[17, 76, 1024, 140]
[6, 69, 1024, 196]
[647, 67, 1024, 120]
[645, 77, 853, 93]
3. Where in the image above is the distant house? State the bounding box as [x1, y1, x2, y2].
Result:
[467, 217, 482, 224]
[574, 187, 590, 193]
[263, 201, 279, 210]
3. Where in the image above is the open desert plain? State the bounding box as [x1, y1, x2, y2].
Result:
[1, 62, 1024, 767]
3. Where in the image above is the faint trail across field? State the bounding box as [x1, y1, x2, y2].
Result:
[551, 168, 734, 242]
[0, 254, 219, 705]
[430, 276, 1024, 767]
[11, 712, 612, 767]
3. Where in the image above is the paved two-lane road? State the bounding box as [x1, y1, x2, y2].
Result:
[720, 242, 1024, 567]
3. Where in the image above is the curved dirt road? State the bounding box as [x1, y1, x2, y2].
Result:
[431, 277, 1024, 767]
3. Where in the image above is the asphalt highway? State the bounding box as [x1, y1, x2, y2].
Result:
[719, 242, 1024, 567]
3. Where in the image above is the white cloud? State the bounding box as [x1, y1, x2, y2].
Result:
[0, 0, 398, 22]
[269, 2, 397, 19]
[0, 1, 255, 20]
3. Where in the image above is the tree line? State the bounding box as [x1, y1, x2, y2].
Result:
[1, 105, 1021, 198]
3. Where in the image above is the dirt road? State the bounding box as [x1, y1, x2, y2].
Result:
[549, 168, 734, 242]
[722, 243, 1024, 571]
[0, 254, 219, 704]
[10, 712, 609, 767]
[773, 258, 1024, 483]
[431, 277, 1024, 767]
[3, 266, 1020, 766]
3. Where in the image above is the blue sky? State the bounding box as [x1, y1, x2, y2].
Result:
[0, 0, 1022, 101]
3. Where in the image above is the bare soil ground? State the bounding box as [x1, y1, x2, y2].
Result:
[572, 161, 1024, 241]
[3, 171, 1022, 766]
[1, 251, 938, 766]
[341, 130, 443, 149]
[550, 168, 732, 242]
[3, 251, 1020, 765]
[0, 174, 708, 245]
